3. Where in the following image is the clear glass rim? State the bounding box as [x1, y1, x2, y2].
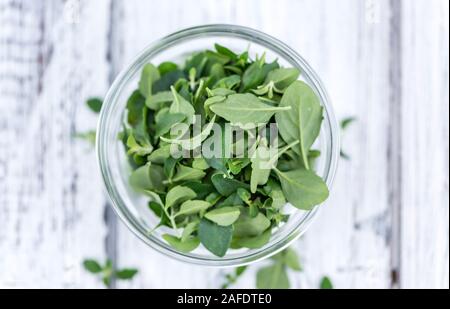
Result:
[97, 24, 340, 267]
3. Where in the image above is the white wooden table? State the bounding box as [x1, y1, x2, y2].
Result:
[0, 0, 448, 289]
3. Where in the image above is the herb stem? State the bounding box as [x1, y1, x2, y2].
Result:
[163, 207, 178, 232]
[267, 140, 300, 166]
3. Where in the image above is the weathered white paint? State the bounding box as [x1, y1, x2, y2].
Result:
[400, 0, 449, 289]
[287, 0, 394, 289]
[0, 0, 448, 289]
[0, 0, 110, 288]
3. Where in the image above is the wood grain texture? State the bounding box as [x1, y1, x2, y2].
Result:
[0, 0, 110, 288]
[287, 0, 393, 289]
[400, 0, 449, 289]
[0, 0, 448, 289]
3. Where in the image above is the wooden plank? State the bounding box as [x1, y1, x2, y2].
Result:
[3, 0, 447, 289]
[0, 0, 111, 288]
[208, 0, 393, 289]
[400, 0, 449, 289]
[278, 0, 393, 289]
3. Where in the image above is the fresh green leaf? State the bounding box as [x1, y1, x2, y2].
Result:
[204, 206, 241, 226]
[210, 93, 290, 128]
[231, 229, 271, 249]
[320, 276, 334, 289]
[139, 63, 160, 98]
[236, 188, 251, 205]
[170, 165, 206, 183]
[228, 158, 250, 175]
[204, 95, 226, 117]
[217, 193, 244, 208]
[175, 200, 211, 217]
[126, 90, 146, 127]
[214, 75, 241, 89]
[256, 264, 290, 289]
[265, 68, 300, 91]
[275, 81, 323, 169]
[241, 59, 279, 92]
[83, 260, 102, 274]
[162, 234, 200, 253]
[206, 50, 231, 66]
[181, 221, 199, 242]
[211, 173, 250, 196]
[267, 179, 286, 209]
[198, 219, 233, 257]
[248, 202, 260, 218]
[205, 192, 222, 206]
[250, 139, 300, 193]
[127, 133, 153, 156]
[185, 52, 207, 78]
[160, 115, 216, 151]
[148, 201, 171, 227]
[340, 117, 357, 130]
[146, 91, 173, 110]
[143, 190, 164, 206]
[233, 208, 271, 238]
[115, 269, 138, 280]
[204, 157, 229, 176]
[182, 182, 215, 200]
[153, 70, 186, 92]
[165, 185, 197, 210]
[169, 86, 195, 121]
[102, 276, 111, 287]
[147, 145, 172, 164]
[250, 139, 272, 193]
[215, 43, 238, 60]
[154, 112, 186, 137]
[129, 163, 165, 193]
[86, 98, 103, 113]
[192, 158, 209, 170]
[284, 248, 302, 271]
[158, 62, 179, 75]
[275, 168, 329, 210]
[206, 87, 236, 97]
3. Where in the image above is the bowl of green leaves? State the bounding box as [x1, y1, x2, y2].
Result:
[97, 25, 340, 266]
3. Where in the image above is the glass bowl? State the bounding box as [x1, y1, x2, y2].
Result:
[97, 24, 340, 267]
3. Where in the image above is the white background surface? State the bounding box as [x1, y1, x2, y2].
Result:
[0, 0, 448, 289]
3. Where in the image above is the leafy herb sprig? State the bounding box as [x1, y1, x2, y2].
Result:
[83, 259, 138, 287]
